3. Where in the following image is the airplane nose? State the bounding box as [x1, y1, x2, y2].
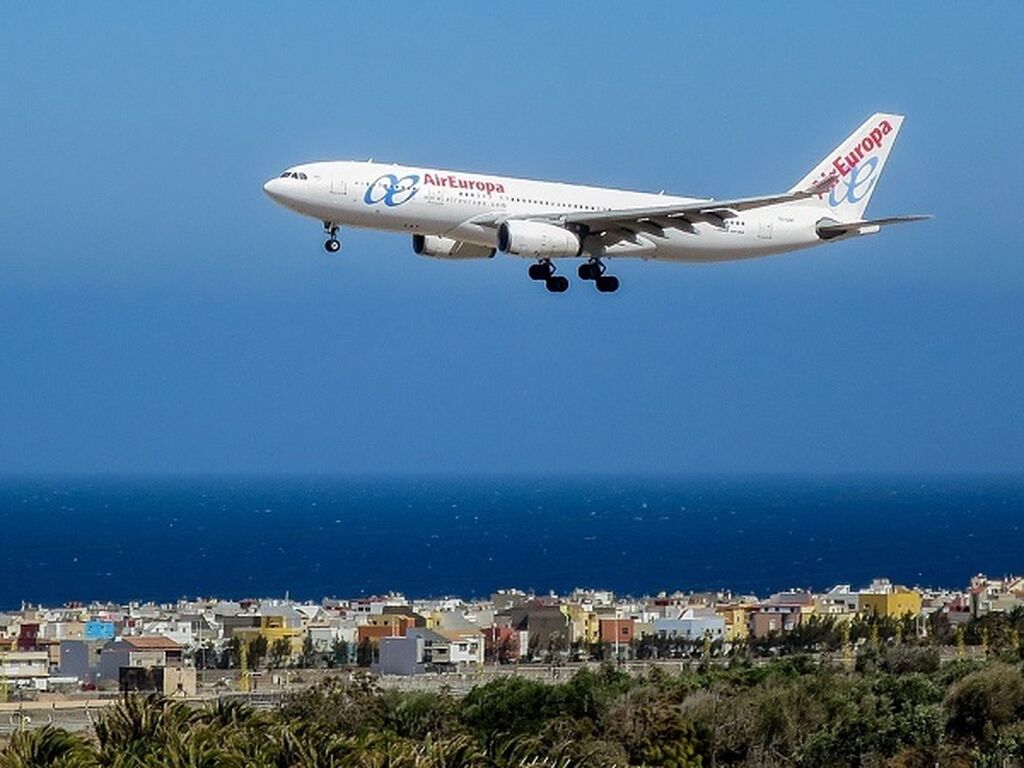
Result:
[263, 178, 284, 200]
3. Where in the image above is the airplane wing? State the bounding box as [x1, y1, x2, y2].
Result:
[816, 215, 932, 238]
[472, 174, 840, 234]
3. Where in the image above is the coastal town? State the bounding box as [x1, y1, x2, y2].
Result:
[2, 572, 1022, 705]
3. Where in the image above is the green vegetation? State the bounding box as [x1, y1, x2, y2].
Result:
[4, 655, 1024, 766]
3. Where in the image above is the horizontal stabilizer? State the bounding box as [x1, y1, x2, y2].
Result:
[816, 214, 931, 239]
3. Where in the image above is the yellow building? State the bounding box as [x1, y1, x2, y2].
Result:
[565, 605, 601, 645]
[365, 610, 425, 631]
[715, 605, 752, 642]
[233, 617, 305, 657]
[859, 587, 922, 618]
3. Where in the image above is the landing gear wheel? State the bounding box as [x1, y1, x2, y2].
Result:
[323, 222, 341, 253]
[546, 275, 569, 293]
[596, 275, 620, 293]
[529, 261, 554, 281]
[578, 259, 604, 281]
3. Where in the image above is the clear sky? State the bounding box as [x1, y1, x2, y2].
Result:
[1, 3, 1022, 475]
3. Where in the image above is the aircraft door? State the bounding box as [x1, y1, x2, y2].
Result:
[330, 179, 348, 196]
[757, 222, 773, 240]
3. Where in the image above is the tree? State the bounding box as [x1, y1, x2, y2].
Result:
[13, 651, 1024, 766]
[0, 725, 96, 768]
[356, 637, 374, 667]
[222, 636, 239, 669]
[460, 676, 556, 738]
[928, 610, 956, 646]
[602, 686, 702, 767]
[545, 630, 568, 663]
[297, 634, 316, 668]
[269, 637, 293, 669]
[329, 638, 350, 667]
[93, 694, 197, 764]
[486, 633, 515, 665]
[247, 635, 269, 669]
[945, 663, 1024, 748]
[879, 646, 941, 675]
[526, 633, 541, 661]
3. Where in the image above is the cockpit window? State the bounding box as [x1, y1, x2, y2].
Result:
[280, 172, 291, 178]
[280, 171, 308, 179]
[297, 172, 307, 180]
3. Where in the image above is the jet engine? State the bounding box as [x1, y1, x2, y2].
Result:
[412, 235, 495, 259]
[497, 221, 582, 258]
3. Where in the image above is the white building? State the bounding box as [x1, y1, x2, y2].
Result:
[141, 621, 195, 647]
[1, 651, 50, 690]
[293, 604, 329, 626]
[436, 630, 484, 665]
[377, 628, 482, 676]
[816, 585, 859, 615]
[653, 608, 726, 641]
[307, 623, 357, 652]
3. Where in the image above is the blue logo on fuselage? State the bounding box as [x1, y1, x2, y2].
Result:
[829, 156, 878, 207]
[364, 173, 421, 207]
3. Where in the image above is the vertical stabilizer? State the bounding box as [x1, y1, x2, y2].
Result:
[791, 113, 904, 220]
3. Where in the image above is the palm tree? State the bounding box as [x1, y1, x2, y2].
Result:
[0, 725, 97, 768]
[93, 694, 196, 766]
[415, 734, 484, 768]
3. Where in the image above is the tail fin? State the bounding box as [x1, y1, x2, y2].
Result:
[790, 113, 905, 220]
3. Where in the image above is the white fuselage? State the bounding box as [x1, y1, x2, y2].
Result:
[263, 161, 829, 263]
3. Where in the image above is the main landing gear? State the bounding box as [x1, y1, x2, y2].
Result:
[529, 259, 620, 294]
[323, 222, 341, 253]
[577, 259, 619, 293]
[528, 259, 569, 293]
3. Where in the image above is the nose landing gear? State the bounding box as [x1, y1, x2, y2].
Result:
[578, 259, 619, 292]
[323, 222, 341, 253]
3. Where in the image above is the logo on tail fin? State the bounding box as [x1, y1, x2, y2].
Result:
[790, 113, 904, 218]
[829, 157, 879, 206]
[831, 119, 894, 177]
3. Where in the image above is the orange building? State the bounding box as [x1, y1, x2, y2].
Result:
[358, 618, 417, 645]
[598, 618, 634, 645]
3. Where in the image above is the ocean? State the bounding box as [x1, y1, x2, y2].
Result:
[0, 475, 1021, 608]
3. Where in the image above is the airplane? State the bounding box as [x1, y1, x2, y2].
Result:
[263, 113, 928, 294]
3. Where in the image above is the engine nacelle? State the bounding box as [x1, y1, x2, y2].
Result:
[412, 234, 495, 259]
[497, 220, 581, 258]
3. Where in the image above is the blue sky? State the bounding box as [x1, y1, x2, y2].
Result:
[1, 3, 1022, 475]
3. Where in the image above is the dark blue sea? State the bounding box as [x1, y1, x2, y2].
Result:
[0, 476, 1021, 608]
